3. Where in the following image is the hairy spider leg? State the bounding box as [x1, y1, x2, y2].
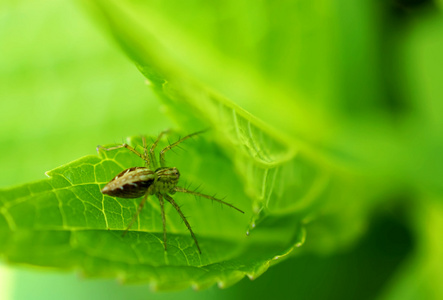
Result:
[157, 193, 167, 251]
[142, 136, 149, 166]
[149, 130, 169, 169]
[122, 193, 149, 237]
[159, 130, 205, 167]
[97, 144, 148, 165]
[164, 194, 201, 254]
[174, 187, 245, 214]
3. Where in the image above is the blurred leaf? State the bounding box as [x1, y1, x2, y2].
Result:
[82, 0, 396, 168]
[378, 13, 443, 299]
[400, 14, 443, 196]
[380, 198, 443, 300]
[0, 0, 170, 187]
[0, 134, 304, 290]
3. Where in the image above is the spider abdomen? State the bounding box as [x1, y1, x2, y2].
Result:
[101, 167, 155, 198]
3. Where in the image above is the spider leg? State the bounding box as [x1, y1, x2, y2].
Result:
[160, 130, 205, 167]
[174, 186, 244, 214]
[122, 193, 149, 237]
[97, 144, 148, 165]
[157, 193, 167, 251]
[142, 136, 150, 167]
[150, 130, 169, 169]
[164, 194, 201, 254]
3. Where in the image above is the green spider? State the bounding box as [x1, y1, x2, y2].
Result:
[97, 131, 244, 254]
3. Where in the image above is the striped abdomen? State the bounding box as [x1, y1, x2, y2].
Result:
[101, 167, 155, 198]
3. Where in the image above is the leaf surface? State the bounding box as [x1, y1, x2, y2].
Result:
[0, 135, 304, 290]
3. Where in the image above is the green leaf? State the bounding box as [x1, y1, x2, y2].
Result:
[82, 0, 336, 233]
[0, 134, 304, 290]
[80, 0, 390, 252]
[74, 0, 394, 283]
[3, 0, 443, 297]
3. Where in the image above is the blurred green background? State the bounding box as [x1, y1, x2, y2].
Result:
[1, 0, 442, 299]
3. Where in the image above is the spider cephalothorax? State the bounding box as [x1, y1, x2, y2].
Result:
[98, 130, 244, 254]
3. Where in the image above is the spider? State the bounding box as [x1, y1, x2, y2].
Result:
[97, 130, 244, 254]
